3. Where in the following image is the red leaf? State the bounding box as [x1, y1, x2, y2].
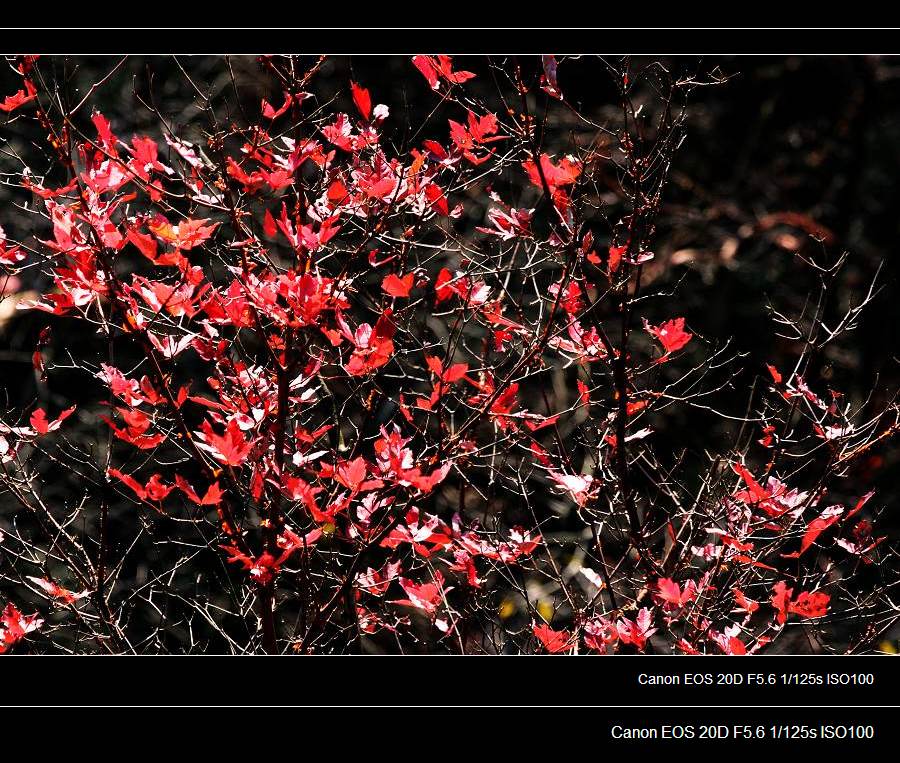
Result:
[145, 474, 174, 501]
[434, 267, 454, 303]
[412, 55, 440, 90]
[533, 623, 573, 653]
[731, 462, 771, 503]
[390, 571, 449, 619]
[327, 180, 349, 205]
[0, 602, 42, 653]
[644, 317, 692, 356]
[541, 55, 562, 99]
[0, 79, 37, 113]
[435, 55, 476, 85]
[577, 379, 590, 408]
[336, 456, 368, 492]
[799, 505, 844, 555]
[845, 490, 875, 521]
[263, 209, 277, 238]
[655, 577, 697, 609]
[29, 409, 50, 435]
[350, 81, 372, 121]
[195, 418, 253, 467]
[522, 154, 581, 192]
[733, 554, 777, 572]
[125, 226, 159, 261]
[616, 608, 657, 651]
[424, 183, 449, 216]
[657, 577, 682, 606]
[29, 406, 75, 435]
[175, 218, 219, 250]
[732, 588, 759, 614]
[412, 55, 475, 90]
[382, 272, 415, 298]
[426, 355, 468, 384]
[608, 245, 626, 274]
[771, 581, 830, 624]
[108, 468, 148, 501]
[26, 576, 87, 605]
[790, 590, 830, 620]
[261, 92, 293, 120]
[0, 233, 25, 264]
[442, 363, 469, 383]
[21, 177, 78, 200]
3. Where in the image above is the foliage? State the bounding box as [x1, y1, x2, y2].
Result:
[0, 54, 897, 654]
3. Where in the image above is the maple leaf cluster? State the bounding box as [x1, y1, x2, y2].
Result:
[0, 53, 894, 655]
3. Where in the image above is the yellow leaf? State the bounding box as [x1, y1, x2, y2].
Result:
[536, 600, 554, 623]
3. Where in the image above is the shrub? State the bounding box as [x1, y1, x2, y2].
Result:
[0, 54, 896, 654]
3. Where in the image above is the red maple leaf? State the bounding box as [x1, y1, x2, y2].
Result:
[771, 581, 830, 625]
[355, 560, 402, 597]
[541, 55, 563, 99]
[340, 310, 396, 376]
[732, 588, 760, 615]
[261, 92, 294, 120]
[0, 226, 24, 264]
[616, 607, 657, 651]
[0, 602, 42, 653]
[26, 577, 88, 606]
[175, 475, 224, 506]
[382, 272, 415, 298]
[796, 505, 844, 556]
[29, 406, 75, 435]
[533, 623, 573, 653]
[522, 153, 581, 192]
[655, 577, 697, 609]
[731, 462, 771, 504]
[0, 79, 37, 113]
[108, 468, 174, 502]
[381, 508, 453, 557]
[789, 590, 831, 620]
[149, 214, 219, 250]
[335, 456, 368, 492]
[350, 81, 372, 121]
[424, 182, 450, 215]
[425, 355, 469, 384]
[195, 418, 254, 467]
[412, 55, 475, 90]
[390, 572, 451, 624]
[644, 317, 693, 357]
[608, 244, 626, 274]
[101, 407, 166, 450]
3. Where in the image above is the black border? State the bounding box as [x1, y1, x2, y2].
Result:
[1, 29, 897, 744]
[2, 27, 900, 55]
[0, 654, 895, 706]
